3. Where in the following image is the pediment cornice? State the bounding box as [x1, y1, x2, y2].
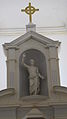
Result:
[3, 31, 61, 49]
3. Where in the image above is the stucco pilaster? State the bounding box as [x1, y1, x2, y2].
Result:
[7, 47, 16, 89]
[49, 46, 60, 88]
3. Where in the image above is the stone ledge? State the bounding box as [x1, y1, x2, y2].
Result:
[0, 25, 67, 36]
[20, 95, 48, 102]
[0, 88, 15, 97]
[53, 86, 67, 94]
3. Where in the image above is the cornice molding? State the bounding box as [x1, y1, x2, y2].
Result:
[53, 86, 67, 94]
[0, 25, 67, 36]
[0, 88, 15, 97]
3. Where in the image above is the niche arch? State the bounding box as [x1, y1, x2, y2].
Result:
[19, 49, 48, 97]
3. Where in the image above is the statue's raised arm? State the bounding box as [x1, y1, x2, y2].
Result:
[22, 54, 29, 68]
[37, 68, 44, 80]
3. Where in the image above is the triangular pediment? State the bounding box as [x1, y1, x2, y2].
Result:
[27, 108, 43, 116]
[4, 31, 60, 48]
[23, 108, 45, 119]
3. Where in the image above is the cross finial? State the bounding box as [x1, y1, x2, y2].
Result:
[21, 2, 39, 23]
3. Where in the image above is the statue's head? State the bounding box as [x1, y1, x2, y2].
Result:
[30, 59, 35, 66]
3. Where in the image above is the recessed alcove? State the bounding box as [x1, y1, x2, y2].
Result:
[19, 49, 48, 97]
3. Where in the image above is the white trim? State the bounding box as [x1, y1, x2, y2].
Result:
[0, 25, 67, 36]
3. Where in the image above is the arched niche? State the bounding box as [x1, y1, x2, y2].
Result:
[19, 49, 48, 97]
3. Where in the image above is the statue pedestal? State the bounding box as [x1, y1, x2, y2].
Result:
[21, 95, 48, 102]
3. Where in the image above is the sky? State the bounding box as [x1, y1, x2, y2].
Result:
[0, 0, 67, 28]
[0, 0, 67, 90]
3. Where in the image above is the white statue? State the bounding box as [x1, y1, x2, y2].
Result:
[22, 53, 44, 95]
